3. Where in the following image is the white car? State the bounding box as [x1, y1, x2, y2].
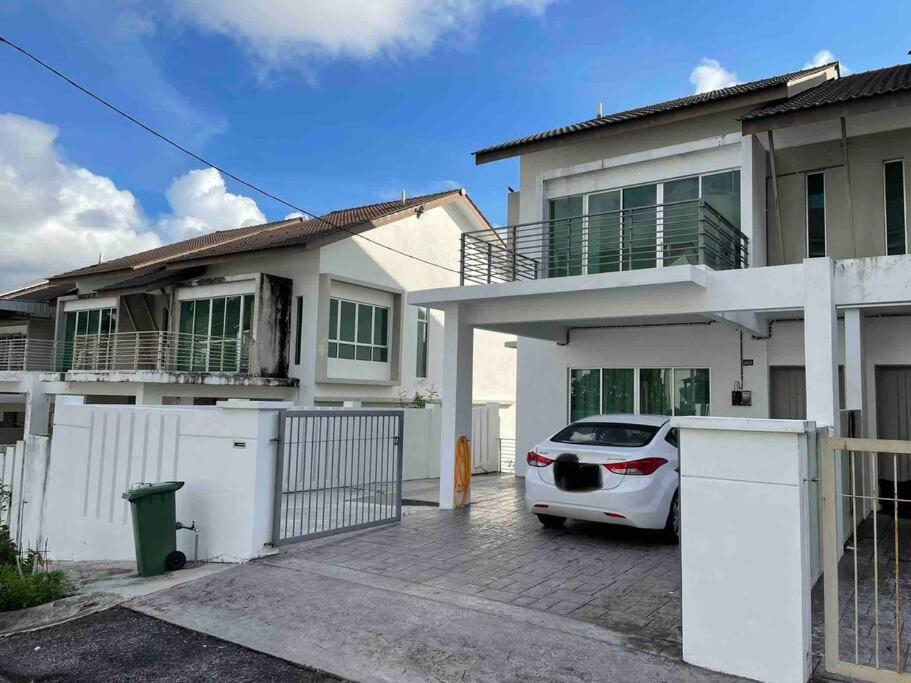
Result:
[524, 414, 679, 542]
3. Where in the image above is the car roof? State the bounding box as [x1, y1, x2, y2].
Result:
[571, 414, 670, 428]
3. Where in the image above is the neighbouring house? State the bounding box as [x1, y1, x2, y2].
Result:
[410, 61, 911, 507]
[0, 189, 516, 471]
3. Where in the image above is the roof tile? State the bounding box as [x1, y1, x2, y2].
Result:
[473, 63, 836, 159]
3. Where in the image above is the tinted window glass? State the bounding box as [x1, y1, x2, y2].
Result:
[552, 422, 659, 447]
[807, 172, 826, 257]
[665, 428, 679, 448]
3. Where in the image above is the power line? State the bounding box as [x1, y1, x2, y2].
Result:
[0, 34, 461, 274]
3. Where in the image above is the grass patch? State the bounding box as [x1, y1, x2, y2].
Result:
[0, 483, 76, 612]
[0, 563, 76, 612]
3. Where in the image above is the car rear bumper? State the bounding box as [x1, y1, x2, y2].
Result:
[525, 470, 674, 529]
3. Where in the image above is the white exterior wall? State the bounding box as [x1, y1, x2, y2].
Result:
[200, 203, 516, 416]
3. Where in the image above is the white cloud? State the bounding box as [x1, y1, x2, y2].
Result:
[157, 168, 266, 239]
[804, 49, 850, 74]
[689, 58, 740, 95]
[0, 114, 160, 290]
[0, 114, 268, 290]
[165, 0, 555, 72]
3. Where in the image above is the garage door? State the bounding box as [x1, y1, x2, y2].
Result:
[876, 366, 911, 482]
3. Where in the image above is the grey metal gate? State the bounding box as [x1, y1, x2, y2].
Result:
[272, 409, 404, 546]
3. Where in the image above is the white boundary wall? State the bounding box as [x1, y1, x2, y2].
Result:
[674, 416, 815, 683]
[43, 400, 289, 563]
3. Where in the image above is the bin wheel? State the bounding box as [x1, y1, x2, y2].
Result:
[165, 550, 187, 571]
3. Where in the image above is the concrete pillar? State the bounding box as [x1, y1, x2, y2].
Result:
[741, 133, 768, 267]
[803, 258, 840, 432]
[135, 384, 164, 406]
[843, 308, 864, 413]
[439, 304, 473, 509]
[21, 372, 51, 437]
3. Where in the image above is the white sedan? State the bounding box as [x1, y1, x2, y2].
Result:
[524, 414, 679, 542]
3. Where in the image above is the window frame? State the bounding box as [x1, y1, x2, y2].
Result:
[567, 366, 712, 422]
[327, 296, 390, 364]
[416, 306, 429, 378]
[805, 171, 827, 258]
[883, 159, 908, 256]
[548, 168, 741, 275]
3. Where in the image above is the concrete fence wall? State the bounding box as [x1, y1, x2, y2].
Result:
[34, 400, 289, 563]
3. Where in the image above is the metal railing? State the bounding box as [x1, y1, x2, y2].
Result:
[69, 331, 253, 373]
[0, 338, 59, 372]
[272, 409, 404, 546]
[460, 199, 749, 284]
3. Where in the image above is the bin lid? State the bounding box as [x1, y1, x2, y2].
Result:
[122, 481, 185, 501]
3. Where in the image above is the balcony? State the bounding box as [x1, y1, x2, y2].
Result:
[460, 199, 749, 285]
[68, 331, 253, 374]
[0, 338, 58, 372]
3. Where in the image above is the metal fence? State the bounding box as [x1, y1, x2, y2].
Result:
[498, 437, 516, 473]
[272, 409, 404, 546]
[460, 199, 749, 284]
[821, 435, 911, 680]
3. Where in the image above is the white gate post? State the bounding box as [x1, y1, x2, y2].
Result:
[675, 416, 815, 683]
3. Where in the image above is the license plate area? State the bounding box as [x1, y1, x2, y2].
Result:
[554, 454, 601, 492]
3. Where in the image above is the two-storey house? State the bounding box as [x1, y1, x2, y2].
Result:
[410, 62, 911, 507]
[0, 190, 516, 451]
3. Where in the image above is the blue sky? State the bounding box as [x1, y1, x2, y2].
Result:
[0, 0, 908, 288]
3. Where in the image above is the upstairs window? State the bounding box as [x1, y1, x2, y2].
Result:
[885, 160, 907, 256]
[328, 297, 389, 363]
[806, 172, 826, 258]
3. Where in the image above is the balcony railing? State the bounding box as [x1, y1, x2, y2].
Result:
[0, 338, 58, 372]
[460, 199, 749, 285]
[69, 331, 253, 374]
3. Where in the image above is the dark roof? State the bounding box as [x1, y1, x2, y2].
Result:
[742, 63, 911, 120]
[167, 189, 470, 264]
[473, 63, 837, 162]
[1, 280, 75, 302]
[50, 219, 300, 280]
[49, 189, 474, 279]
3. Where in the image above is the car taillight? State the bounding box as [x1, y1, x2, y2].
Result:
[604, 457, 668, 476]
[526, 450, 554, 467]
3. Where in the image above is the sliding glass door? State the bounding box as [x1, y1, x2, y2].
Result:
[622, 184, 658, 270]
[547, 196, 584, 278]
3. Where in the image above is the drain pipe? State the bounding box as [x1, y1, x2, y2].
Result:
[177, 521, 199, 563]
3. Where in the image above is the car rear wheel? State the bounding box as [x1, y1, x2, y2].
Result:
[536, 514, 566, 529]
[664, 491, 680, 544]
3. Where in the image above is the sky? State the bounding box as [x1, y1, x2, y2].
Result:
[0, 0, 909, 290]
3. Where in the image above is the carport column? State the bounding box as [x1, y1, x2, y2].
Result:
[439, 304, 473, 510]
[803, 258, 840, 433]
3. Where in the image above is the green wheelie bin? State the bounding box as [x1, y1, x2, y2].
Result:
[122, 481, 187, 577]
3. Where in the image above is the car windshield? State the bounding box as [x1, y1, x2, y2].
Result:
[551, 422, 660, 448]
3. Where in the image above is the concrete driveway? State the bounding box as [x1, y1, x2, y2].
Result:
[125, 477, 726, 682]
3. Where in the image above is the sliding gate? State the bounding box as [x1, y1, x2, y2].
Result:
[821, 435, 911, 681]
[272, 409, 403, 546]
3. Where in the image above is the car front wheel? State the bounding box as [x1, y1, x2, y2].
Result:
[536, 513, 566, 529]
